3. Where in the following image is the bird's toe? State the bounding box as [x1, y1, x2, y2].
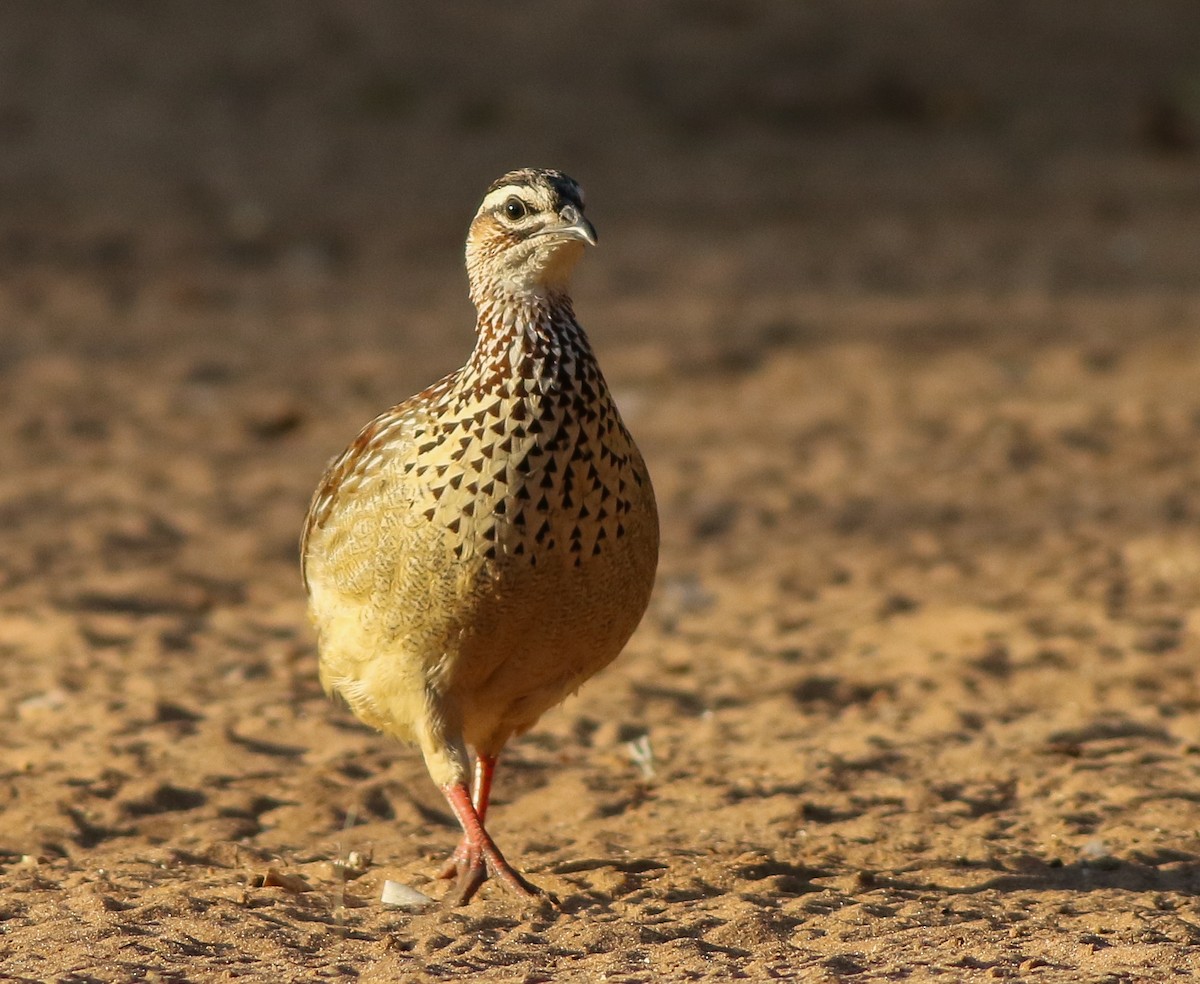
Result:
[436, 839, 540, 905]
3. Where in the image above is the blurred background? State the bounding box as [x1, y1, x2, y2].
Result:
[6, 5, 1200, 977]
[2, 0, 1198, 368]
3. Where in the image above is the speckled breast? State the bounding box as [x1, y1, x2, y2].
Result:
[413, 313, 659, 691]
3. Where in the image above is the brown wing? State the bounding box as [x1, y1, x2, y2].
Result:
[300, 371, 461, 591]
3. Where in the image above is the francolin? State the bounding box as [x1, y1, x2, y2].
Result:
[302, 169, 659, 904]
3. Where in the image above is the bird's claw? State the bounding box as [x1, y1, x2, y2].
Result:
[437, 837, 539, 905]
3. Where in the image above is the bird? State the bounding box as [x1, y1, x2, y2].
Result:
[301, 168, 659, 905]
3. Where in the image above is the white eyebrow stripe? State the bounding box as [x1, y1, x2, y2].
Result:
[480, 185, 542, 213]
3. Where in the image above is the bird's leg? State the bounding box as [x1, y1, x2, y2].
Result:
[438, 778, 538, 905]
[472, 752, 498, 822]
[439, 753, 498, 880]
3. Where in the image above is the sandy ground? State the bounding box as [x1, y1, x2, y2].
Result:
[4, 3, 1200, 981]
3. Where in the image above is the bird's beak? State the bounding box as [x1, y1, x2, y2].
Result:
[533, 203, 598, 246]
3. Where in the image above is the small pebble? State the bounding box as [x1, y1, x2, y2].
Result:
[381, 880, 434, 909]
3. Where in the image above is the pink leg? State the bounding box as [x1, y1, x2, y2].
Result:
[439, 753, 498, 881]
[437, 779, 537, 905]
[472, 753, 498, 822]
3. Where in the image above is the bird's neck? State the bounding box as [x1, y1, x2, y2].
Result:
[466, 285, 594, 384]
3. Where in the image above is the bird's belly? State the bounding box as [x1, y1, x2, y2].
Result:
[450, 532, 656, 749]
[307, 430, 658, 751]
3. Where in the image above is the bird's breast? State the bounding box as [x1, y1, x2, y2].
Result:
[423, 379, 649, 574]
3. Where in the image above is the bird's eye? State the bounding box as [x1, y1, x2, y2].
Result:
[503, 198, 528, 220]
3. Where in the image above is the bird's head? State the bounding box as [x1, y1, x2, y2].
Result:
[466, 168, 597, 303]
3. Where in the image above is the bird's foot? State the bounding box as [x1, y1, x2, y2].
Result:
[438, 779, 540, 905]
[437, 836, 471, 882]
[437, 835, 539, 905]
